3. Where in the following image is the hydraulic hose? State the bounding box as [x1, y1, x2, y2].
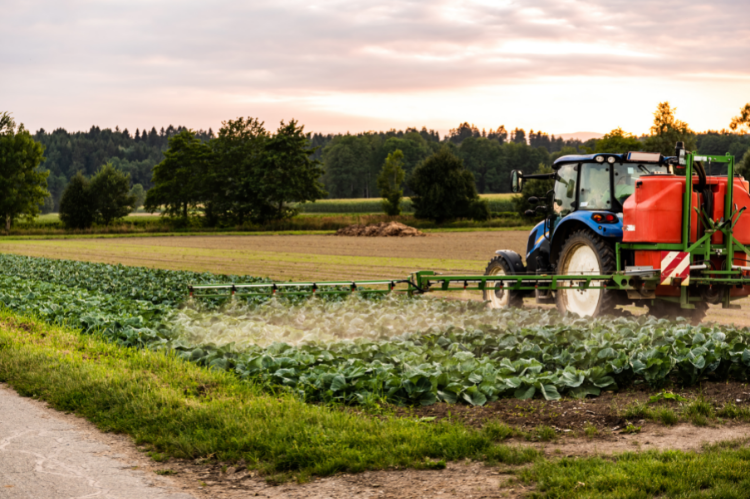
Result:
[693, 161, 713, 225]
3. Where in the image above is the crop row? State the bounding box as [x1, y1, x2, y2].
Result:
[2, 254, 750, 407]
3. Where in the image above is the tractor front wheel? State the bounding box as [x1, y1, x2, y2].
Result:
[483, 256, 524, 309]
[556, 229, 617, 318]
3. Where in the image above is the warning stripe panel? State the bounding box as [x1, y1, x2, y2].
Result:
[660, 251, 690, 286]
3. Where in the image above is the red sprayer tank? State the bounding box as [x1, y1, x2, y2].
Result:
[622, 175, 700, 244]
[623, 175, 750, 278]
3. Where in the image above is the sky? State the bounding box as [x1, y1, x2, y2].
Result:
[2, 0, 749, 138]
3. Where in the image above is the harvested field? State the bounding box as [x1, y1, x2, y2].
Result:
[0, 231, 527, 281]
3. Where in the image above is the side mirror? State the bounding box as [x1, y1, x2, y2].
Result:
[511, 170, 523, 193]
[527, 196, 539, 204]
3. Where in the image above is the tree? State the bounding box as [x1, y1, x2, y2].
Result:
[512, 128, 527, 144]
[322, 134, 376, 198]
[252, 120, 327, 223]
[59, 172, 96, 229]
[0, 112, 48, 232]
[737, 149, 750, 180]
[730, 104, 750, 133]
[145, 129, 212, 220]
[90, 163, 136, 225]
[408, 147, 489, 223]
[129, 184, 146, 210]
[377, 149, 405, 215]
[594, 127, 643, 153]
[644, 102, 696, 155]
[208, 118, 268, 225]
[457, 137, 505, 193]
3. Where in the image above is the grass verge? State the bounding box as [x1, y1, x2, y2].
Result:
[0, 310, 539, 481]
[521, 440, 750, 498]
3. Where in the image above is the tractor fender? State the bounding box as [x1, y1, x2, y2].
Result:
[550, 213, 621, 265]
[493, 250, 526, 274]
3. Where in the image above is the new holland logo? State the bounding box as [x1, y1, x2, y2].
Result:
[660, 251, 691, 286]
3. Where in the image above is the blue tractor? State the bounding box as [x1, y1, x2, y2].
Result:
[483, 150, 675, 317]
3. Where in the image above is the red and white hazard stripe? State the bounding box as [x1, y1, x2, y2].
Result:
[660, 251, 691, 286]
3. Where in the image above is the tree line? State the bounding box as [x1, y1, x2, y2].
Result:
[2, 102, 750, 231]
[33, 125, 214, 211]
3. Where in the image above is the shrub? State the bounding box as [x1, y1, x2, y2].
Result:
[408, 147, 489, 223]
[59, 172, 96, 229]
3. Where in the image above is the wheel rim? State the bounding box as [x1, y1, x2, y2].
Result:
[485, 265, 510, 309]
[560, 243, 601, 317]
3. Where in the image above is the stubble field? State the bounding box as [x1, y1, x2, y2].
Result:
[0, 231, 528, 281]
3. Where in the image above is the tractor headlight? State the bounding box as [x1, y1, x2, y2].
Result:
[607, 156, 616, 164]
[595, 156, 604, 163]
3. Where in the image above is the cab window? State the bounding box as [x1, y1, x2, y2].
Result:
[614, 162, 668, 205]
[579, 162, 611, 210]
[554, 163, 577, 216]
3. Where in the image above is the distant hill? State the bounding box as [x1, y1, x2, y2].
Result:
[556, 131, 604, 142]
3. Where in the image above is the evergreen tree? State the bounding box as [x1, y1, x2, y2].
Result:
[512, 128, 526, 144]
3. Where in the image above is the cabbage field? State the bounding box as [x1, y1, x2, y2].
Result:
[2, 253, 750, 407]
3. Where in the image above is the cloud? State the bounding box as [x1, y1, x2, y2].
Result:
[2, 0, 749, 133]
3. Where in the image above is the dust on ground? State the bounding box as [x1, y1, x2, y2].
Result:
[336, 221, 426, 237]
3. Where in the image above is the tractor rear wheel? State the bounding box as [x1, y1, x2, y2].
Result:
[483, 256, 523, 309]
[556, 229, 617, 317]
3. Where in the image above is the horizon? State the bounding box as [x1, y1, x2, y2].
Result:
[4, 1, 749, 137]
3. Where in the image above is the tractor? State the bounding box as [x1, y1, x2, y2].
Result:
[190, 143, 750, 323]
[485, 142, 750, 320]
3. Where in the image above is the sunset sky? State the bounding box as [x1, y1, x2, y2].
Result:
[3, 0, 749, 137]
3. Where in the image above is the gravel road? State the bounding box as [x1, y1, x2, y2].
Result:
[0, 384, 194, 499]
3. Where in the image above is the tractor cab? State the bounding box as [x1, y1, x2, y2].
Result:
[508, 152, 671, 276]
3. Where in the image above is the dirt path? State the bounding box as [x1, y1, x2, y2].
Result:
[0, 384, 193, 499]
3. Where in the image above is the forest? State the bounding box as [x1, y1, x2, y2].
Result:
[32, 116, 750, 212]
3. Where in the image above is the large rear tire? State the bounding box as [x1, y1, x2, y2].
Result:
[483, 256, 524, 309]
[556, 229, 617, 318]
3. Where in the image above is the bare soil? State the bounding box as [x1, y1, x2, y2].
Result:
[397, 381, 750, 434]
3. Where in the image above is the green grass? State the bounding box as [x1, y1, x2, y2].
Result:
[299, 194, 517, 214]
[6, 210, 527, 236]
[521, 445, 750, 498]
[0, 309, 540, 481]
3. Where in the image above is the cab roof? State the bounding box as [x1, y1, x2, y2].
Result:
[552, 152, 671, 170]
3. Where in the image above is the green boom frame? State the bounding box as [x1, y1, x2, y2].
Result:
[190, 151, 750, 308]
